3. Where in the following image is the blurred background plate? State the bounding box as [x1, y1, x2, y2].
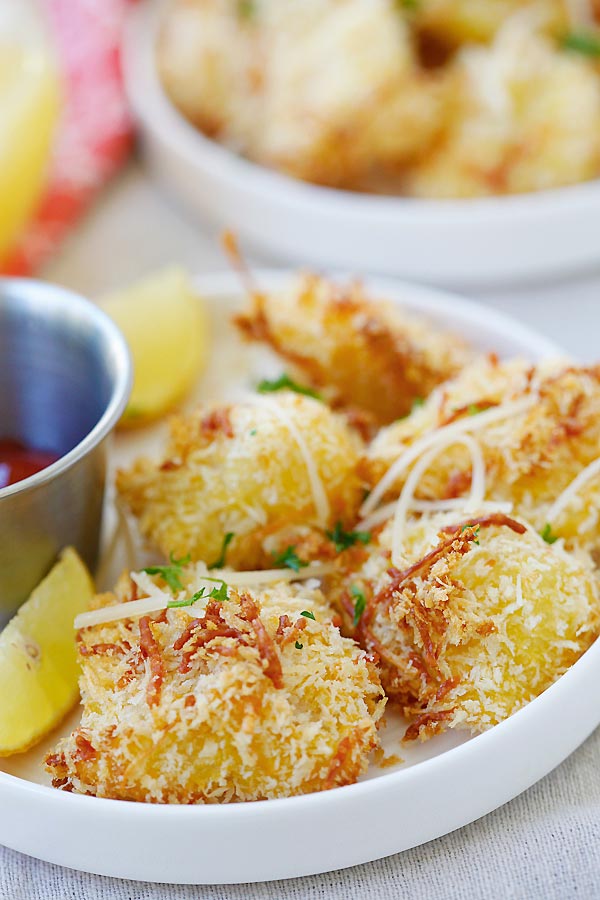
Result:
[123, 0, 600, 289]
[0, 271, 585, 886]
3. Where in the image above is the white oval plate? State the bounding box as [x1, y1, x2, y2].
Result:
[123, 0, 600, 288]
[2, 272, 596, 887]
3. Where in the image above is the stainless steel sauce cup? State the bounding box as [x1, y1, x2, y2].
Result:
[0, 278, 132, 625]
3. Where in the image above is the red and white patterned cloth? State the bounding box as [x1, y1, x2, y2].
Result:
[1, 0, 134, 275]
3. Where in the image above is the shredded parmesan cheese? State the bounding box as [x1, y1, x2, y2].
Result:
[390, 434, 485, 565]
[75, 594, 173, 630]
[208, 563, 335, 585]
[360, 396, 536, 518]
[246, 394, 331, 525]
[74, 562, 335, 630]
[546, 456, 600, 525]
[358, 498, 513, 533]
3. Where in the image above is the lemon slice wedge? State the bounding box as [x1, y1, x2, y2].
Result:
[0, 549, 94, 756]
[0, 42, 60, 263]
[101, 267, 209, 426]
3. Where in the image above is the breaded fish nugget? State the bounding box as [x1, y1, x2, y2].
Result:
[117, 392, 363, 568]
[409, 20, 600, 198]
[159, 0, 446, 188]
[362, 359, 600, 521]
[328, 513, 598, 740]
[47, 573, 385, 802]
[234, 274, 470, 425]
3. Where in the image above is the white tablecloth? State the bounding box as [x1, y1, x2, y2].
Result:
[3, 162, 600, 900]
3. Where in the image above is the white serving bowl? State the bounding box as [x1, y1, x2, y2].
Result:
[123, 0, 600, 288]
[4, 272, 596, 886]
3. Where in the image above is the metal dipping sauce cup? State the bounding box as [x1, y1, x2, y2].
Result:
[0, 278, 132, 625]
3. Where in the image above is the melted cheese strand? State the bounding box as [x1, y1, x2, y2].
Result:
[74, 562, 335, 629]
[360, 396, 536, 518]
[546, 457, 600, 525]
[246, 394, 330, 526]
[390, 435, 485, 566]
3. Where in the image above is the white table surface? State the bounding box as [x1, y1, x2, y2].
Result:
[2, 162, 600, 900]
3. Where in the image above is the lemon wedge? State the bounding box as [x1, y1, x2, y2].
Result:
[0, 549, 94, 756]
[101, 267, 209, 426]
[0, 41, 60, 263]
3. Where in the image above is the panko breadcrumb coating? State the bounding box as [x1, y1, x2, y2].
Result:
[46, 571, 385, 802]
[327, 513, 599, 740]
[117, 392, 363, 568]
[541, 477, 600, 557]
[362, 359, 600, 527]
[234, 274, 471, 425]
[413, 0, 568, 47]
[158, 0, 447, 188]
[408, 19, 600, 198]
[157, 0, 600, 196]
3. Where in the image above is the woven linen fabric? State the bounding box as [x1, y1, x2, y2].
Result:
[1, 727, 599, 900]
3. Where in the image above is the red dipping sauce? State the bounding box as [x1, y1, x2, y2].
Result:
[0, 439, 60, 489]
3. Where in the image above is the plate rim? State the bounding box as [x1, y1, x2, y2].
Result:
[0, 269, 572, 811]
[3, 270, 596, 884]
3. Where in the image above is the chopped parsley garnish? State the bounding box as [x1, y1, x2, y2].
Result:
[468, 403, 484, 416]
[326, 521, 372, 553]
[166, 580, 229, 609]
[351, 585, 367, 627]
[540, 523, 559, 544]
[167, 589, 206, 609]
[397, 397, 425, 421]
[272, 546, 309, 573]
[460, 523, 480, 544]
[301, 610, 316, 620]
[257, 373, 321, 400]
[208, 532, 235, 569]
[561, 30, 600, 58]
[294, 641, 304, 650]
[249, 428, 257, 436]
[208, 580, 229, 602]
[143, 552, 191, 594]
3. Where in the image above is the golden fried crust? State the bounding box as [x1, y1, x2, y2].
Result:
[158, 0, 445, 189]
[116, 392, 363, 568]
[364, 362, 600, 520]
[234, 275, 470, 424]
[47, 580, 385, 802]
[408, 26, 600, 199]
[413, 0, 567, 47]
[327, 514, 599, 740]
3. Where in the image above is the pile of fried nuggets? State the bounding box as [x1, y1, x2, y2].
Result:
[159, 0, 600, 197]
[47, 276, 600, 803]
